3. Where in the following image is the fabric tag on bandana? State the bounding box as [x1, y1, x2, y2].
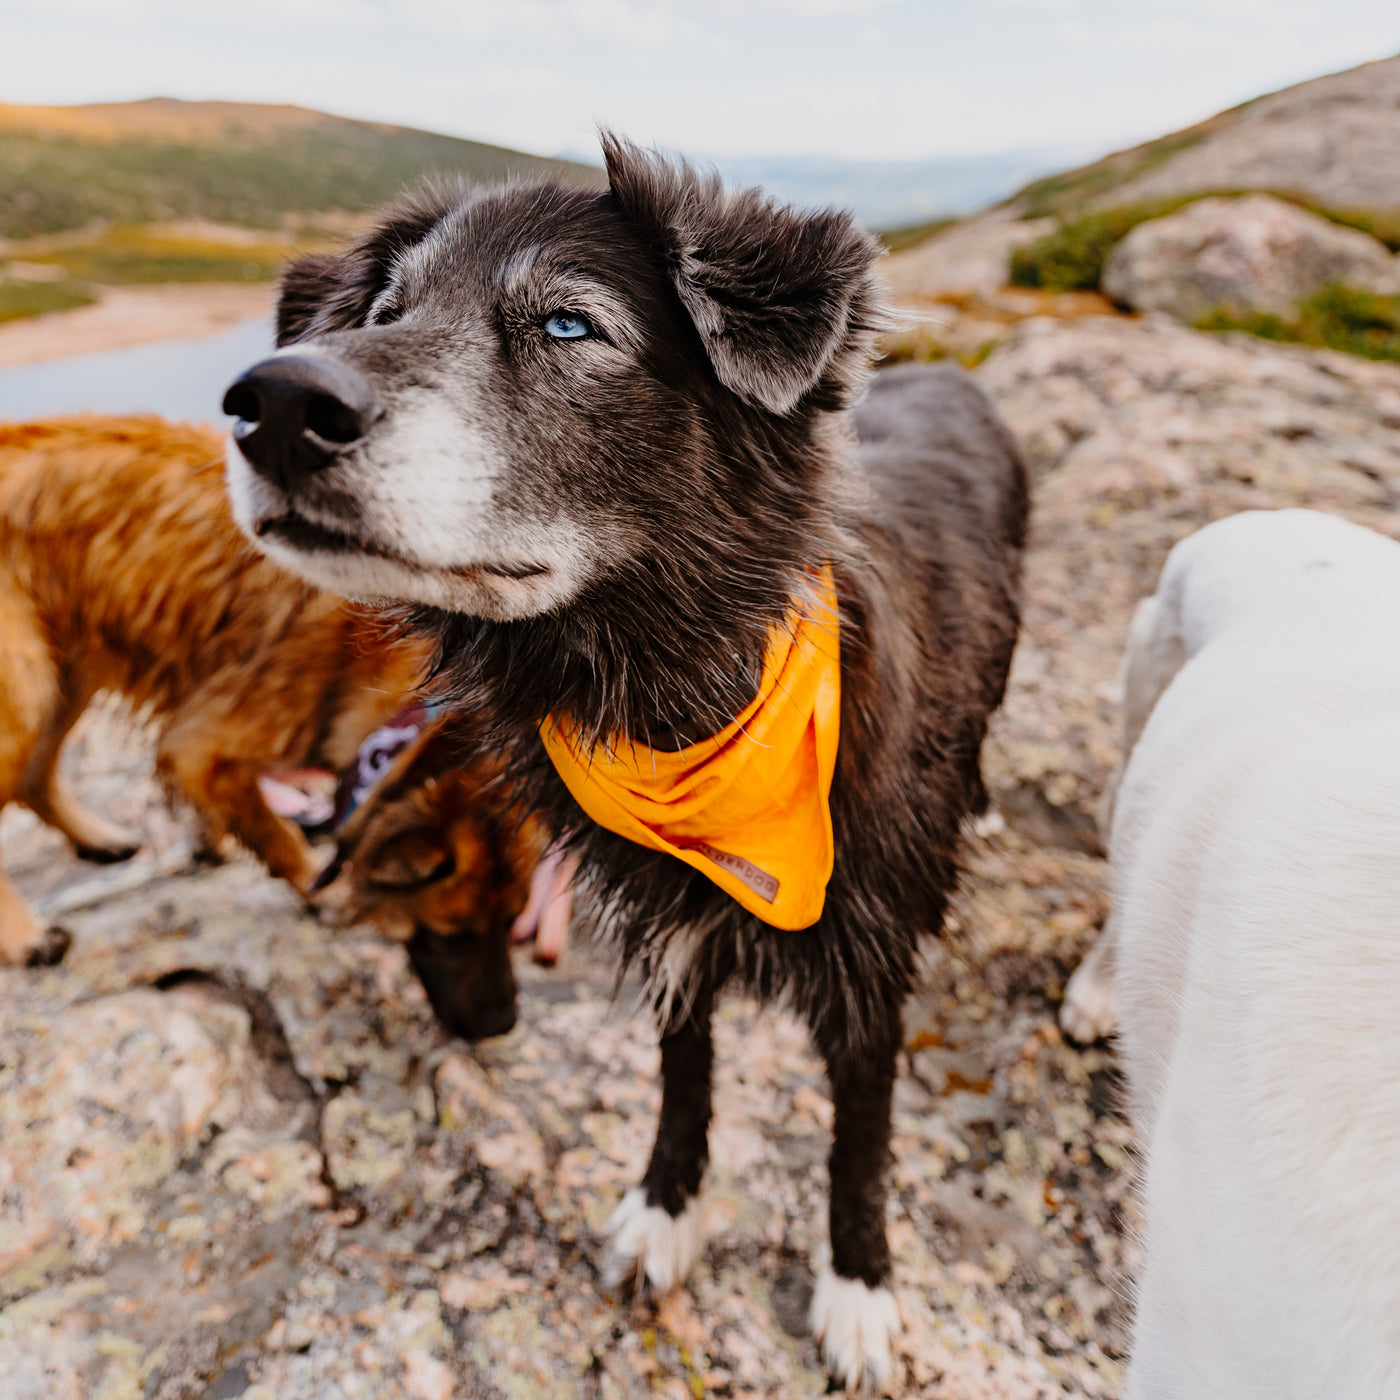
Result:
[688, 843, 780, 903]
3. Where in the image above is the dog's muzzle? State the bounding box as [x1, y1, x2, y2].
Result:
[224, 353, 381, 494]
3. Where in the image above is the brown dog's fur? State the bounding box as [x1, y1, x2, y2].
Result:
[0, 414, 429, 964]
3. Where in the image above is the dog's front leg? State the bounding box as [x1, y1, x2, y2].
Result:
[603, 981, 715, 1294]
[810, 1007, 902, 1395]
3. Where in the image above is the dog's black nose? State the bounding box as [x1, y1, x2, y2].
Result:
[223, 353, 379, 491]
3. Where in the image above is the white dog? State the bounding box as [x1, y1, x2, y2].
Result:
[1062, 508, 1400, 1398]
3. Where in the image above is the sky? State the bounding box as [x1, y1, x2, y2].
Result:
[1, 0, 1398, 164]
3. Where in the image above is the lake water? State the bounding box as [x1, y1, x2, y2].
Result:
[0, 317, 272, 424]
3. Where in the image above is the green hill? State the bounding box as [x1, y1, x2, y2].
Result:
[0, 97, 603, 239]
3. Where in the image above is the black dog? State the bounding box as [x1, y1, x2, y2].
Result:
[224, 137, 1027, 1392]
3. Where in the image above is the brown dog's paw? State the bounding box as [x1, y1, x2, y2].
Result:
[74, 839, 141, 865]
[26, 925, 73, 967]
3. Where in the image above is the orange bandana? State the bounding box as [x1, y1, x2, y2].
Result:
[539, 569, 841, 930]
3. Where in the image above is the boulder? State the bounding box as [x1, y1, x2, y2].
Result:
[1101, 194, 1400, 322]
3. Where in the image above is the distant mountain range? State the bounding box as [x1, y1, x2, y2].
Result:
[703, 149, 1101, 230]
[551, 145, 1102, 230]
[5, 50, 1399, 255]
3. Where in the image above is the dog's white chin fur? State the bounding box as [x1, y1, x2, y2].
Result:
[223, 436, 590, 621]
[809, 1270, 900, 1395]
[602, 1188, 707, 1294]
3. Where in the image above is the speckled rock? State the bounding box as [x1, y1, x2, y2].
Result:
[1101, 194, 1400, 322]
[1, 985, 258, 1276]
[0, 702, 1128, 1398]
[977, 311, 1400, 844]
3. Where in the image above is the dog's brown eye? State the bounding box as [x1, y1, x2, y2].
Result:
[367, 830, 455, 889]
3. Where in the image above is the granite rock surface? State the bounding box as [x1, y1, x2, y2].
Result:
[6, 311, 1400, 1397]
[1091, 53, 1400, 214]
[979, 311, 1400, 847]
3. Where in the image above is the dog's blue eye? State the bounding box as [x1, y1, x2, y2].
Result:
[544, 312, 592, 340]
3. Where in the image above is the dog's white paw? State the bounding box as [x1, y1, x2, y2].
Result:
[810, 1269, 900, 1395]
[602, 1187, 706, 1294]
[1060, 937, 1119, 1044]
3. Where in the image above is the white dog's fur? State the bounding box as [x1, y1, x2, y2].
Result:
[1066, 509, 1400, 1397]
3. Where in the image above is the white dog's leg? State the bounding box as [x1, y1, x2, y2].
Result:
[1061, 926, 1119, 1043]
[810, 1268, 901, 1395]
[602, 1187, 707, 1293]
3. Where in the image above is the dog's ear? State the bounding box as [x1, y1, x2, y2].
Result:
[603, 134, 881, 414]
[276, 253, 349, 345]
[275, 195, 454, 346]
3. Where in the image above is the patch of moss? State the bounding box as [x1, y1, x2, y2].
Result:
[0, 279, 96, 322]
[1196, 283, 1400, 364]
[1315, 206, 1400, 253]
[957, 339, 1000, 370]
[1011, 194, 1400, 294]
[1010, 198, 1200, 291]
[1015, 130, 1210, 221]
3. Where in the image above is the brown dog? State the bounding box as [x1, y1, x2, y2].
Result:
[0, 414, 429, 966]
[314, 712, 558, 1039]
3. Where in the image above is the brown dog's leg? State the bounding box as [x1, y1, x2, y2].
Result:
[0, 601, 72, 964]
[21, 693, 141, 863]
[158, 735, 322, 895]
[808, 999, 902, 1394]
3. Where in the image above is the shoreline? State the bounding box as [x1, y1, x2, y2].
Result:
[0, 282, 275, 370]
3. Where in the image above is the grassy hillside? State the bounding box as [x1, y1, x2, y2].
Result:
[0, 98, 605, 321]
[0, 98, 602, 239]
[1010, 123, 1230, 222]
